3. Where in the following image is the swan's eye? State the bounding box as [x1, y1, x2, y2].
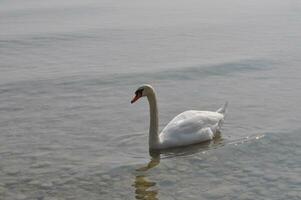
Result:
[135, 89, 144, 96]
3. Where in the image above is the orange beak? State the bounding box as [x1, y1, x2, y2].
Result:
[131, 93, 142, 104]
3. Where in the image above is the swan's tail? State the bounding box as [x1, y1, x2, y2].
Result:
[216, 101, 228, 116]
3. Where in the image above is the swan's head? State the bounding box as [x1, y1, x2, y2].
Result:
[131, 84, 155, 104]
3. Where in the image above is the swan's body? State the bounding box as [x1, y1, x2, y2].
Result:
[131, 84, 227, 150]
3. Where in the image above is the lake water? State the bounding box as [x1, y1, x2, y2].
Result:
[1, 0, 301, 199]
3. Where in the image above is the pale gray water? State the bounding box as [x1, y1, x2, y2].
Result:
[1, 0, 301, 199]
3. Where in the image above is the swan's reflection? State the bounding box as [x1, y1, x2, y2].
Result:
[132, 136, 224, 200]
[133, 156, 160, 200]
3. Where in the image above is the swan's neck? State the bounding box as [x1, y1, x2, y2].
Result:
[147, 92, 160, 149]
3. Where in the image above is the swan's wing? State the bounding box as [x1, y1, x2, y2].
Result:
[162, 110, 223, 132]
[160, 110, 224, 145]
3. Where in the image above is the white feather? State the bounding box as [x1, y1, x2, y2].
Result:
[159, 110, 225, 148]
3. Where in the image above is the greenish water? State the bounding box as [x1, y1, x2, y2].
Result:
[1, 0, 301, 199]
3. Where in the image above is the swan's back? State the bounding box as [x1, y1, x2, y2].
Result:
[159, 110, 224, 148]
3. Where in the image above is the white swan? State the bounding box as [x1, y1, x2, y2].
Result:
[131, 84, 228, 150]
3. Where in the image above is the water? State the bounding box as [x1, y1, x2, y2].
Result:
[1, 0, 301, 199]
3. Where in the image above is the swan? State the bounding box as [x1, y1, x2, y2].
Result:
[131, 84, 228, 150]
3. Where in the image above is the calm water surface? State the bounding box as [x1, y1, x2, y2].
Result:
[1, 0, 301, 199]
